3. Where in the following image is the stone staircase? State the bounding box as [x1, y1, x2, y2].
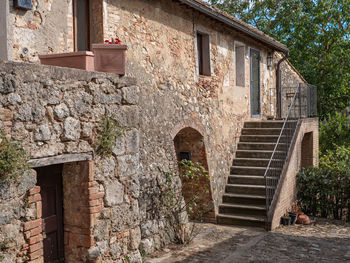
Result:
[217, 120, 291, 228]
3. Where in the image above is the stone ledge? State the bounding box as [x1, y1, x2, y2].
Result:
[0, 60, 137, 86]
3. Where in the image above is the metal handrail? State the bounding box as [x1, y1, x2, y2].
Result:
[264, 83, 301, 213]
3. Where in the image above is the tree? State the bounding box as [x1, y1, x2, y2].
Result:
[209, 0, 350, 119]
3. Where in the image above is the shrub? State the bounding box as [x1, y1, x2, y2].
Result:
[0, 131, 29, 183]
[297, 145, 350, 221]
[319, 112, 350, 154]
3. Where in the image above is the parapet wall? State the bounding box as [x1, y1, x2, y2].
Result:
[0, 60, 143, 262]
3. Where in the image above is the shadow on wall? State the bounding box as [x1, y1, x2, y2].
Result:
[173, 127, 215, 223]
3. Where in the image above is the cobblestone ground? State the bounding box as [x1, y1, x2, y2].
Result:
[147, 218, 350, 263]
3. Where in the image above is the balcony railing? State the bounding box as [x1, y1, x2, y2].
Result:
[265, 83, 317, 213]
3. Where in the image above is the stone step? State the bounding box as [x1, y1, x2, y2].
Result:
[244, 120, 297, 129]
[232, 158, 284, 167]
[240, 135, 288, 143]
[222, 193, 266, 206]
[217, 213, 266, 227]
[219, 203, 266, 216]
[228, 175, 265, 185]
[241, 128, 285, 135]
[230, 166, 282, 176]
[225, 184, 266, 195]
[236, 150, 286, 159]
[237, 142, 288, 151]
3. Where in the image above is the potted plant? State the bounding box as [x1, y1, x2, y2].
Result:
[39, 51, 95, 71]
[92, 37, 127, 75]
[281, 212, 291, 226]
[288, 200, 299, 225]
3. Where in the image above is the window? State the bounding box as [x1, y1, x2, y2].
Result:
[180, 151, 191, 161]
[197, 32, 210, 76]
[235, 43, 245, 86]
[73, 0, 90, 51]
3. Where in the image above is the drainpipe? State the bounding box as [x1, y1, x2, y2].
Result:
[276, 51, 289, 119]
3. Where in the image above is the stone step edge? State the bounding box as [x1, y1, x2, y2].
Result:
[222, 193, 266, 199]
[216, 213, 266, 222]
[219, 203, 266, 210]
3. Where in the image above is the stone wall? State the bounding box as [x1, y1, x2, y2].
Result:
[0, 60, 142, 262]
[280, 58, 307, 117]
[6, 0, 74, 62]
[103, 0, 280, 232]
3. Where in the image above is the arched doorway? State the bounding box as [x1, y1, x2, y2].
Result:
[173, 127, 215, 222]
[301, 132, 314, 168]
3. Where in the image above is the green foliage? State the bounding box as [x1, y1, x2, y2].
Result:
[139, 244, 148, 263]
[160, 160, 210, 244]
[0, 131, 29, 183]
[297, 145, 350, 221]
[179, 159, 210, 220]
[319, 111, 350, 154]
[95, 115, 125, 157]
[209, 0, 350, 119]
[0, 242, 8, 262]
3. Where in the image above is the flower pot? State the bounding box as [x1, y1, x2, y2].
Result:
[296, 213, 311, 225]
[281, 216, 291, 226]
[92, 44, 127, 75]
[39, 51, 94, 71]
[288, 212, 297, 225]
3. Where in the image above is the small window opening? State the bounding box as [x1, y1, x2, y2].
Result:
[235, 43, 245, 86]
[180, 151, 191, 161]
[197, 32, 211, 76]
[73, 0, 90, 51]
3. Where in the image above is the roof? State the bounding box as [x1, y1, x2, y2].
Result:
[178, 0, 289, 53]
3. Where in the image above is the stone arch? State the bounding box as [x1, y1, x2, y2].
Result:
[301, 132, 314, 168]
[173, 127, 215, 223]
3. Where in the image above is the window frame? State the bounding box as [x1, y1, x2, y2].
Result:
[196, 31, 211, 76]
[234, 41, 246, 87]
[73, 0, 91, 51]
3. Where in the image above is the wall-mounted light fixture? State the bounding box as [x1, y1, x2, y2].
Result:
[267, 54, 274, 69]
[14, 0, 32, 10]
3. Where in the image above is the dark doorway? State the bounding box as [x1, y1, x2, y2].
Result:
[250, 48, 261, 117]
[36, 164, 64, 263]
[301, 132, 314, 168]
[73, 0, 90, 51]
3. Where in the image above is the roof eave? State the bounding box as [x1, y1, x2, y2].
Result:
[179, 0, 289, 54]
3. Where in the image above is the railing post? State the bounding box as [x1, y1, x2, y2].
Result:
[298, 84, 302, 118]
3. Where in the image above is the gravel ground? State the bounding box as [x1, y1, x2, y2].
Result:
[147, 218, 350, 263]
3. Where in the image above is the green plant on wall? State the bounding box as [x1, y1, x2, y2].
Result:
[94, 115, 126, 157]
[0, 131, 29, 183]
[160, 160, 210, 244]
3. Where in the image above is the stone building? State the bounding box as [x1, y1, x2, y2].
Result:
[0, 0, 318, 262]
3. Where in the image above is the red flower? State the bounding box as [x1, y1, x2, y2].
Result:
[104, 37, 122, 44]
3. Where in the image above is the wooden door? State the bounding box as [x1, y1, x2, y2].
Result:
[250, 48, 261, 117]
[36, 164, 64, 263]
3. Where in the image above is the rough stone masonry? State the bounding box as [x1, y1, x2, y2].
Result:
[0, 61, 144, 262]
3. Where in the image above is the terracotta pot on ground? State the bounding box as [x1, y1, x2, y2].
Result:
[92, 44, 127, 75]
[39, 51, 94, 71]
[296, 213, 311, 225]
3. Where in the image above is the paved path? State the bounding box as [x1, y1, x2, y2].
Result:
[147, 218, 350, 263]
